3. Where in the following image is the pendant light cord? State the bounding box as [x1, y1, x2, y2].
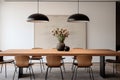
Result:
[78, 0, 79, 13]
[37, 0, 39, 13]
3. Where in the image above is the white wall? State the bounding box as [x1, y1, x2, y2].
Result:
[0, 1, 116, 62]
[0, 1, 1, 49]
[35, 15, 87, 49]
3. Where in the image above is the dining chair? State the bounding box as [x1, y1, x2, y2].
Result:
[71, 55, 94, 80]
[71, 48, 83, 70]
[0, 50, 14, 78]
[13, 56, 35, 80]
[52, 48, 66, 72]
[30, 48, 45, 72]
[45, 55, 64, 80]
[106, 55, 120, 75]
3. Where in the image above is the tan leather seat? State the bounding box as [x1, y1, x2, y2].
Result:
[71, 55, 94, 80]
[45, 55, 64, 80]
[13, 56, 35, 80]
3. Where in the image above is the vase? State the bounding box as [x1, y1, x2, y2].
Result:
[57, 42, 65, 51]
[64, 46, 70, 51]
[0, 56, 3, 61]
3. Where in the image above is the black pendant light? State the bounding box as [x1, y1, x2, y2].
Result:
[67, 0, 89, 22]
[27, 0, 49, 22]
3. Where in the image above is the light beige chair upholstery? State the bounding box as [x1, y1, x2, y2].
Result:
[71, 55, 94, 80]
[76, 55, 92, 67]
[13, 56, 35, 80]
[45, 55, 64, 80]
[0, 50, 14, 78]
[30, 48, 45, 72]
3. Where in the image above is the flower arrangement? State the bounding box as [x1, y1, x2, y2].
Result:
[52, 28, 69, 43]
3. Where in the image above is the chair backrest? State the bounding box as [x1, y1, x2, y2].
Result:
[76, 55, 92, 67]
[32, 48, 42, 57]
[0, 50, 3, 61]
[15, 56, 30, 67]
[46, 56, 62, 67]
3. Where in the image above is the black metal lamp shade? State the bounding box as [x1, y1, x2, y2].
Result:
[67, 13, 89, 22]
[27, 13, 49, 22]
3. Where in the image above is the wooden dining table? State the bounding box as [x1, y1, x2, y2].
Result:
[0, 48, 118, 78]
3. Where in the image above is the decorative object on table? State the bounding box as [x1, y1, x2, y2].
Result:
[57, 43, 65, 51]
[64, 46, 70, 51]
[0, 56, 3, 61]
[52, 28, 69, 51]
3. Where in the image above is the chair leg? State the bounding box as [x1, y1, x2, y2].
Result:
[45, 67, 49, 80]
[72, 65, 77, 80]
[62, 60, 66, 73]
[88, 67, 94, 80]
[18, 68, 20, 80]
[30, 66, 35, 80]
[0, 64, 3, 73]
[5, 63, 7, 78]
[88, 68, 92, 80]
[113, 63, 118, 76]
[60, 67, 64, 80]
[74, 67, 78, 80]
[71, 67, 75, 80]
[29, 67, 32, 80]
[71, 65, 76, 80]
[39, 59, 43, 73]
[115, 63, 117, 74]
[113, 63, 115, 75]
[90, 67, 94, 80]
[13, 67, 17, 80]
[71, 59, 75, 70]
[27, 59, 32, 72]
[41, 59, 45, 70]
[12, 62, 16, 70]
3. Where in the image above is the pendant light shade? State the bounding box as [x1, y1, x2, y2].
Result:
[67, 0, 89, 22]
[27, 13, 49, 22]
[67, 13, 89, 22]
[27, 0, 49, 22]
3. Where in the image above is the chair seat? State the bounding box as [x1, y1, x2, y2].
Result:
[106, 59, 120, 63]
[18, 63, 34, 68]
[0, 59, 14, 64]
[73, 63, 92, 67]
[0, 59, 14, 78]
[13, 56, 35, 80]
[46, 63, 63, 67]
[3, 59, 14, 63]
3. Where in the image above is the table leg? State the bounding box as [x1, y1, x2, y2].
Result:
[18, 68, 23, 78]
[100, 56, 106, 78]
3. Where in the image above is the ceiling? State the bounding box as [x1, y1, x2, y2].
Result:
[4, 0, 120, 2]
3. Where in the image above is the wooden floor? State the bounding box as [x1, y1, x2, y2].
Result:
[0, 62, 120, 80]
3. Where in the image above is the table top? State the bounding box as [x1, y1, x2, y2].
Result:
[0, 48, 118, 56]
